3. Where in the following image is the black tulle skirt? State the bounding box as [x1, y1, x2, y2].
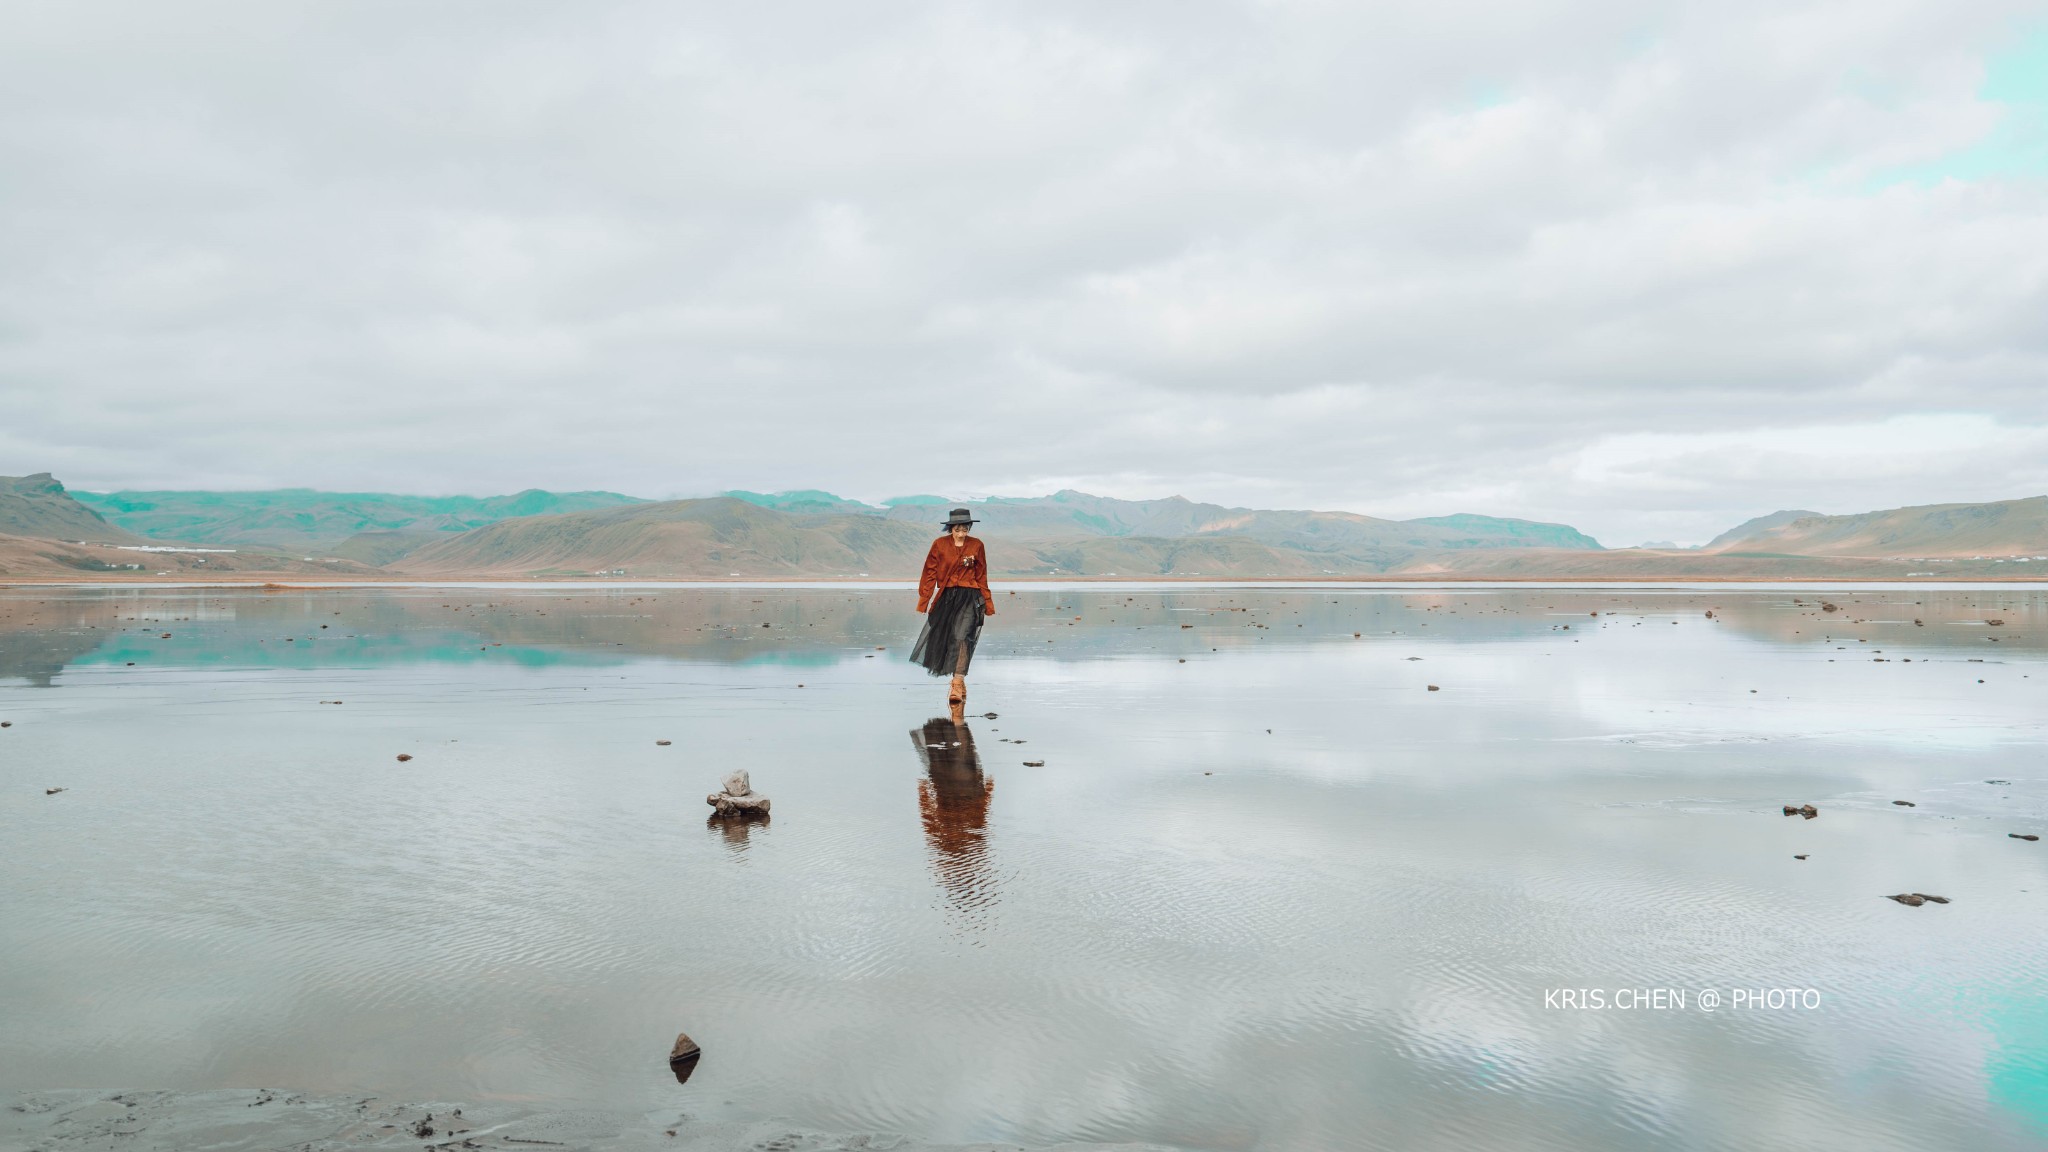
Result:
[910, 586, 985, 676]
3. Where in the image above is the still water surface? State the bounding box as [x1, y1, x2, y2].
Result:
[3, 584, 2046, 1150]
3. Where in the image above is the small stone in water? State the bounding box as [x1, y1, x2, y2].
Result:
[1886, 893, 1926, 906]
[2012, 834, 2040, 841]
[1893, 800, 1916, 807]
[46, 787, 65, 795]
[669, 1031, 702, 1064]
[1793, 854, 1808, 860]
[656, 739, 672, 746]
[396, 754, 412, 762]
[1427, 685, 1440, 691]
[1024, 760, 1045, 767]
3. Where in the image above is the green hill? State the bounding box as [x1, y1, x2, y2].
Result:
[1704, 509, 1824, 550]
[388, 494, 1595, 578]
[397, 497, 937, 577]
[1705, 497, 2048, 558]
[0, 474, 142, 542]
[72, 487, 646, 548]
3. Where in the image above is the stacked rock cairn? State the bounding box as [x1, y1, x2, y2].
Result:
[707, 769, 770, 817]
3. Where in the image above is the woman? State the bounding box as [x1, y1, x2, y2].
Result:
[911, 507, 995, 704]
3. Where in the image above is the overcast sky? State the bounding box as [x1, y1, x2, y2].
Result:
[3, 1, 2046, 545]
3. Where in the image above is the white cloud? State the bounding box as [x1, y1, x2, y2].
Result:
[1, 0, 2044, 544]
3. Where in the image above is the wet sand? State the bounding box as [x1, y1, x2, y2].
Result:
[3, 1089, 1168, 1151]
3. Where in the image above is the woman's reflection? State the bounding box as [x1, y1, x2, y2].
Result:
[911, 704, 998, 929]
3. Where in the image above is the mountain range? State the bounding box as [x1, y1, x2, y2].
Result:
[2, 472, 2044, 580]
[69, 486, 645, 548]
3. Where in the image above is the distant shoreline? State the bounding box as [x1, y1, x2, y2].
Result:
[6, 574, 2047, 588]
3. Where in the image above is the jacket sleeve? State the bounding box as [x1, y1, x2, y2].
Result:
[916, 542, 941, 611]
[975, 541, 995, 612]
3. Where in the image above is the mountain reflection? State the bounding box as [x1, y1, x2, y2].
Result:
[912, 708, 998, 930]
[2, 586, 2041, 687]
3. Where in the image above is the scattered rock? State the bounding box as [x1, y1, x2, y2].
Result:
[1893, 800, 1916, 807]
[707, 770, 770, 817]
[1821, 602, 1839, 613]
[656, 740, 671, 746]
[1987, 619, 2004, 626]
[1023, 760, 1045, 767]
[2012, 834, 2040, 841]
[45, 787, 65, 795]
[1, 721, 10, 727]
[159, 633, 171, 639]
[396, 754, 412, 762]
[1793, 854, 1808, 860]
[983, 712, 997, 719]
[410, 1116, 435, 1139]
[1427, 685, 1440, 692]
[1178, 658, 1186, 663]
[1987, 779, 2012, 785]
[1915, 893, 1950, 904]
[1885, 893, 1926, 906]
[1782, 804, 1818, 819]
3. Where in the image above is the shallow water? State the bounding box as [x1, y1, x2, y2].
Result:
[3, 583, 2046, 1151]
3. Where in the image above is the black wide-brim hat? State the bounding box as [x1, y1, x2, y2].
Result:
[942, 507, 978, 528]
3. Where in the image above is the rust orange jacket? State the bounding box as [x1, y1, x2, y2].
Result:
[917, 535, 995, 614]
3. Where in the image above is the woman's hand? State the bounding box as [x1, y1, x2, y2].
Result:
[916, 601, 928, 614]
[983, 604, 995, 616]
